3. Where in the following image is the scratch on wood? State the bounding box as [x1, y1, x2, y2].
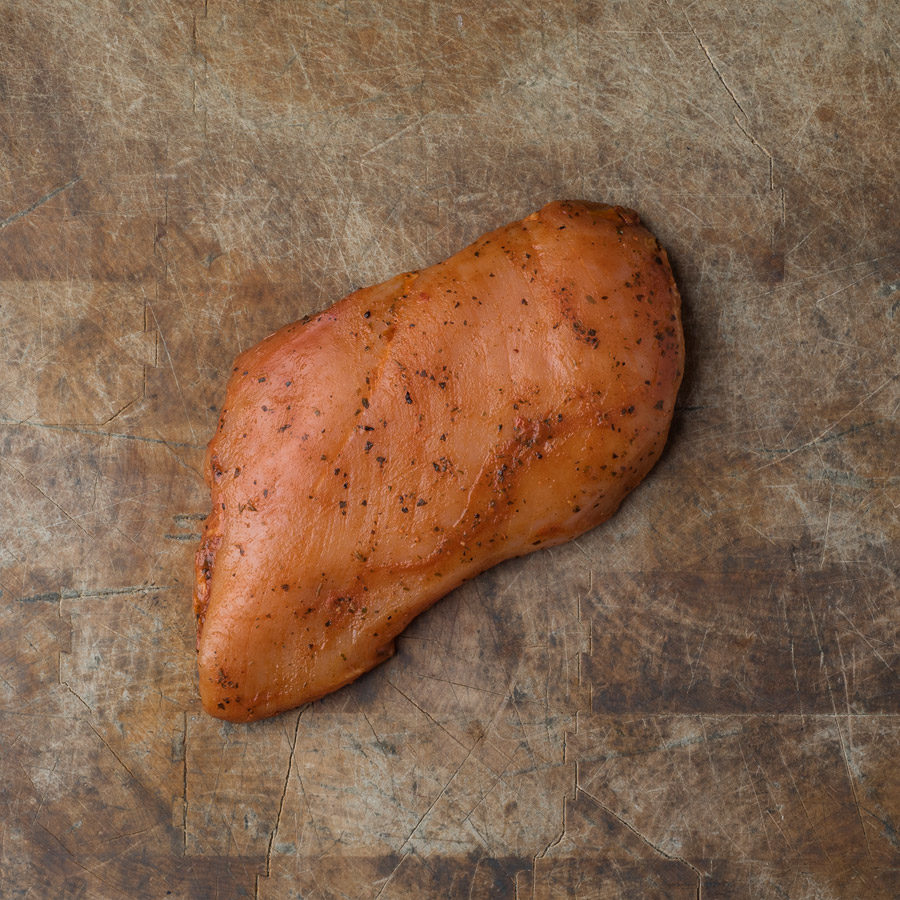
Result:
[814, 270, 882, 307]
[0, 416, 204, 449]
[98, 396, 141, 428]
[0, 176, 81, 230]
[801, 591, 874, 856]
[570, 538, 591, 561]
[354, 698, 404, 810]
[3, 459, 90, 536]
[361, 116, 426, 158]
[36, 821, 119, 891]
[372, 851, 411, 900]
[834, 608, 894, 673]
[682, 9, 779, 193]
[579, 725, 743, 765]
[683, 15, 746, 117]
[155, 437, 204, 478]
[404, 669, 509, 698]
[145, 299, 198, 441]
[732, 115, 775, 187]
[820, 484, 834, 566]
[88, 722, 144, 786]
[737, 740, 774, 853]
[395, 749, 474, 853]
[755, 374, 896, 471]
[386, 680, 470, 753]
[832, 637, 873, 859]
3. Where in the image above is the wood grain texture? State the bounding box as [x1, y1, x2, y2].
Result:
[1, 1, 896, 897]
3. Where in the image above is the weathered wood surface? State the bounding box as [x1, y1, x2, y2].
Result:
[1, 2, 897, 897]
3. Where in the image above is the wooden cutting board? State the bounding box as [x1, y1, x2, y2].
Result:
[2, 2, 897, 897]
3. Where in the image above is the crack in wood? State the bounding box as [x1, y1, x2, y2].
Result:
[58, 671, 93, 715]
[259, 706, 306, 890]
[15, 584, 174, 603]
[181, 711, 188, 855]
[578, 783, 706, 900]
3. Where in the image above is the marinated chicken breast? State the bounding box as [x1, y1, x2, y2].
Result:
[194, 200, 684, 721]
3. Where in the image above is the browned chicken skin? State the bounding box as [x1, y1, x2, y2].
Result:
[194, 200, 684, 721]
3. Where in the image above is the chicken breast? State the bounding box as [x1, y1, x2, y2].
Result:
[194, 200, 684, 721]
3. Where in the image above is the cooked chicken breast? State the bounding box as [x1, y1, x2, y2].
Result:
[194, 200, 684, 721]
